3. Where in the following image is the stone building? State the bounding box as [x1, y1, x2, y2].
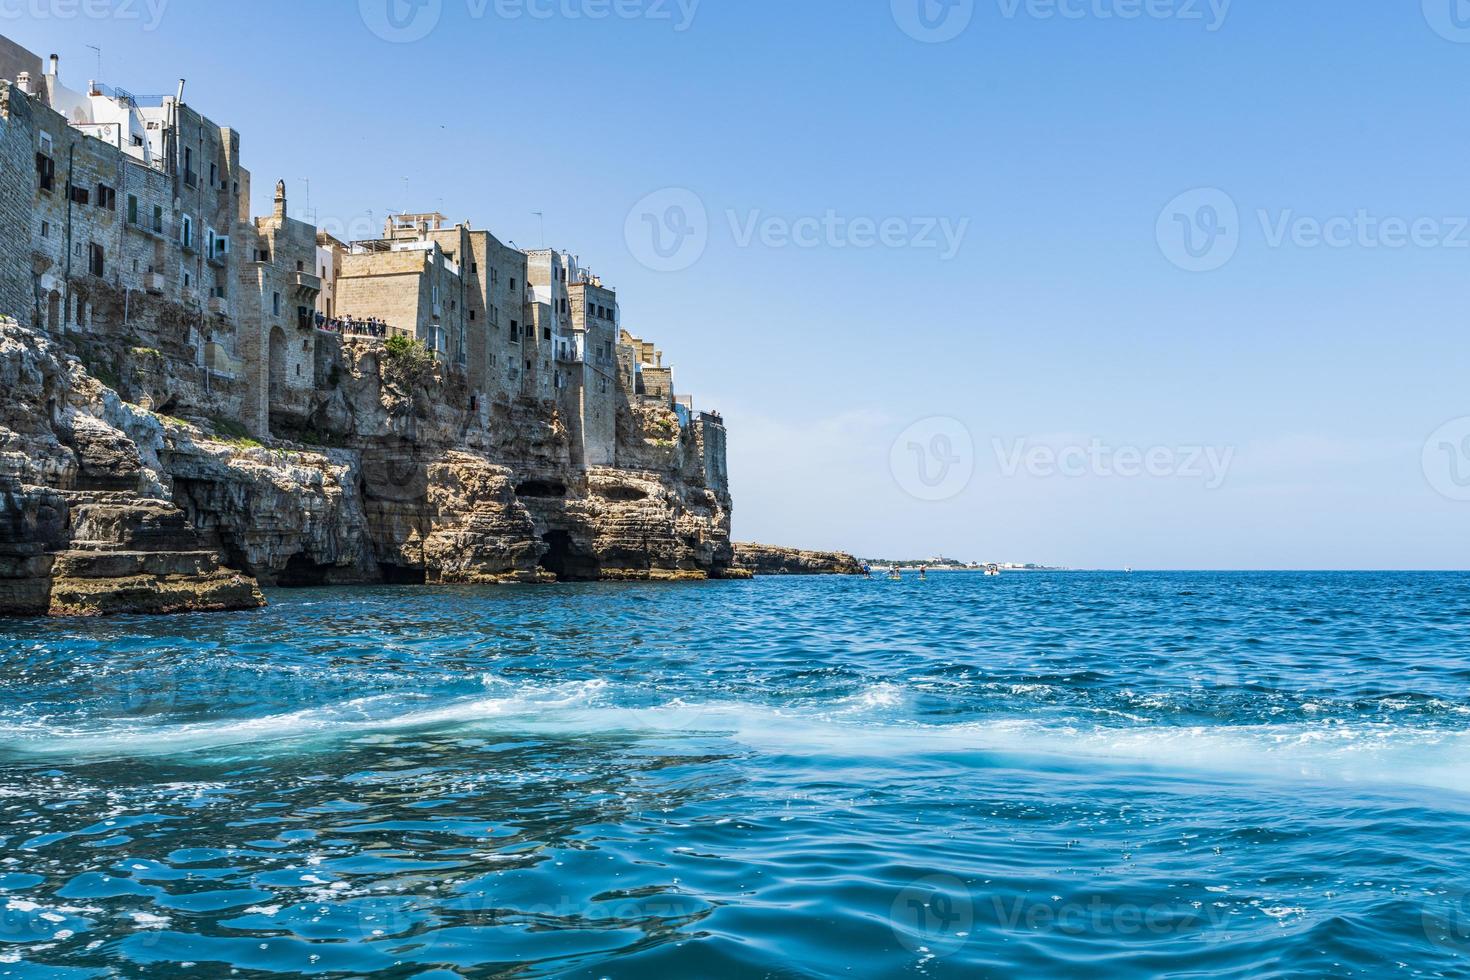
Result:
[563, 273, 620, 466]
[335, 213, 466, 360]
[0, 47, 258, 426]
[0, 32, 729, 498]
[237, 179, 322, 434]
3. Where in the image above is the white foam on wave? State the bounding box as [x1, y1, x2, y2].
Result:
[4, 678, 1470, 793]
[0, 678, 609, 758]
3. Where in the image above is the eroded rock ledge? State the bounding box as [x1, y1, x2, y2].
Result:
[733, 543, 866, 576]
[0, 320, 740, 617]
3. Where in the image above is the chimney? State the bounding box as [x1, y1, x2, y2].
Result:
[273, 179, 287, 220]
[175, 79, 185, 104]
[48, 54, 58, 77]
[15, 72, 30, 95]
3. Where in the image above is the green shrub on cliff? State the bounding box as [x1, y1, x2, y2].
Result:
[382, 334, 436, 390]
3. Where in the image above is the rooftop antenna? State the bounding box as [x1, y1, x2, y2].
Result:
[533, 211, 545, 248]
[401, 176, 409, 213]
[298, 177, 311, 224]
[86, 44, 101, 83]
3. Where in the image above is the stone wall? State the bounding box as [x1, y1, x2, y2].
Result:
[0, 81, 33, 326]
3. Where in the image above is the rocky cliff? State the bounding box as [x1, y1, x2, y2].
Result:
[733, 543, 866, 576]
[0, 320, 740, 616]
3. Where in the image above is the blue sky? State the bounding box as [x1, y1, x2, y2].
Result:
[11, 0, 1470, 568]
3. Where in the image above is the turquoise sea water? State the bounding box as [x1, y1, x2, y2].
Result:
[2, 572, 1470, 978]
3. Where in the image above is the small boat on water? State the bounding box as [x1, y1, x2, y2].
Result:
[984, 564, 1001, 577]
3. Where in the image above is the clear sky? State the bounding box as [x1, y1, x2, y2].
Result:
[10, 0, 1470, 568]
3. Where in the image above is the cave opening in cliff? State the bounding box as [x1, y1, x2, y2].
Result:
[598, 485, 649, 503]
[517, 480, 567, 499]
[539, 530, 599, 582]
[277, 553, 332, 588]
[380, 564, 428, 586]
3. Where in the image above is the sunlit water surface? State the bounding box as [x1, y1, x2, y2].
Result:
[2, 572, 1470, 977]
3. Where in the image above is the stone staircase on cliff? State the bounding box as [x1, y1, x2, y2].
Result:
[46, 494, 263, 617]
[0, 483, 264, 617]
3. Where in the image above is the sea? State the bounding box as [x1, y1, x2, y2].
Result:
[1, 572, 1469, 978]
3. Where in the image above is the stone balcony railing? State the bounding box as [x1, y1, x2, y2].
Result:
[291, 271, 322, 295]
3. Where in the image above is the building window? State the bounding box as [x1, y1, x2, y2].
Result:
[509, 278, 516, 290]
[470, 310, 476, 321]
[68, 184, 89, 205]
[210, 162, 217, 186]
[272, 292, 281, 316]
[88, 243, 104, 277]
[35, 152, 55, 192]
[40, 221, 49, 238]
[183, 147, 196, 187]
[127, 195, 139, 224]
[153, 206, 164, 233]
[510, 320, 519, 342]
[180, 215, 193, 249]
[543, 327, 551, 341]
[95, 184, 116, 210]
[296, 260, 304, 272]
[471, 261, 478, 273]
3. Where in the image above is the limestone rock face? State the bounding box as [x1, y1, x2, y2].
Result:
[733, 543, 866, 576]
[0, 323, 265, 616]
[0, 318, 741, 616]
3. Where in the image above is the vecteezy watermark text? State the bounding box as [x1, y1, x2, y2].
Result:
[997, 0, 1230, 30]
[994, 437, 1235, 489]
[624, 188, 970, 272]
[891, 0, 1230, 43]
[0, 0, 168, 30]
[359, 0, 698, 43]
[1158, 188, 1470, 272]
[729, 211, 969, 259]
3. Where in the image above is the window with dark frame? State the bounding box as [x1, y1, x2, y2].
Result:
[35, 152, 55, 192]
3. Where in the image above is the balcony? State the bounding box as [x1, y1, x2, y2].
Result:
[556, 345, 583, 364]
[431, 301, 443, 320]
[144, 272, 166, 295]
[207, 248, 228, 269]
[290, 271, 322, 298]
[208, 295, 230, 318]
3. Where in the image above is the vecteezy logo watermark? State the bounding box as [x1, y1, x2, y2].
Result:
[1424, 885, 1470, 954]
[1157, 188, 1240, 273]
[624, 190, 970, 271]
[360, 0, 443, 42]
[1423, 418, 1470, 502]
[891, 0, 976, 43]
[1158, 188, 1470, 271]
[359, 440, 432, 504]
[1423, 0, 1470, 43]
[891, 417, 976, 502]
[0, 0, 169, 30]
[625, 188, 709, 273]
[994, 438, 1235, 489]
[360, 0, 699, 42]
[891, 875, 974, 956]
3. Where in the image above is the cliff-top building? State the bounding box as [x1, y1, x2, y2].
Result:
[0, 32, 729, 514]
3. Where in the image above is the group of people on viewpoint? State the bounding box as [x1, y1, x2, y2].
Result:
[313, 312, 393, 338]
